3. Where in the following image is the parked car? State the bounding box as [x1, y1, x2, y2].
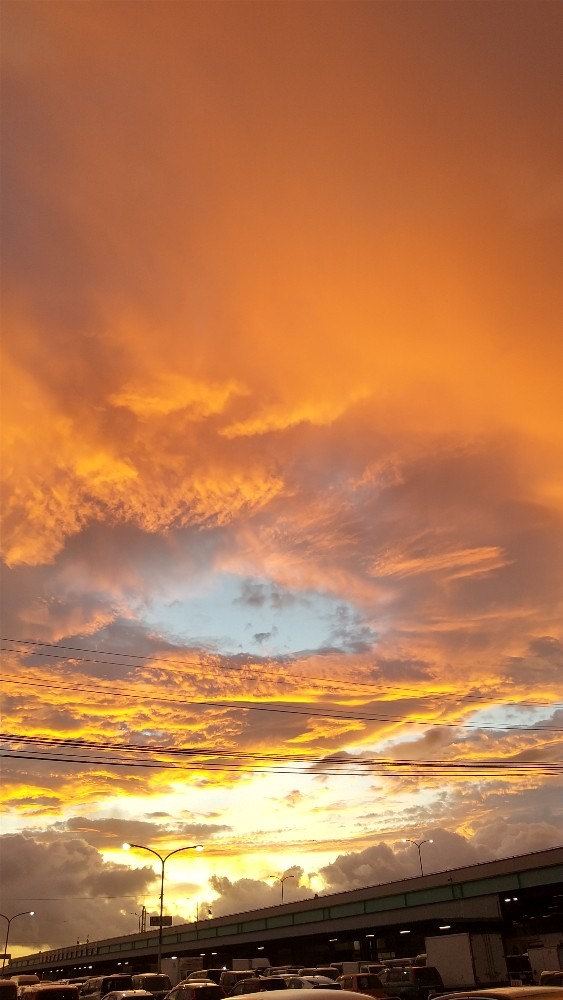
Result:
[283, 977, 341, 990]
[539, 975, 563, 988]
[220, 977, 257, 995]
[187, 975, 225, 988]
[216, 988, 381, 1000]
[267, 976, 299, 982]
[9, 979, 40, 999]
[163, 984, 225, 1000]
[131, 977, 172, 1000]
[382, 964, 418, 972]
[229, 982, 287, 996]
[505, 957, 534, 987]
[21, 988, 79, 1000]
[298, 972, 340, 983]
[80, 978, 134, 1000]
[336, 974, 392, 1000]
[437, 991, 563, 1000]
[0, 982, 18, 1000]
[377, 967, 444, 1000]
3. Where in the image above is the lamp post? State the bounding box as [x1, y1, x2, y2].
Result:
[131, 906, 147, 933]
[269, 873, 295, 903]
[123, 843, 203, 973]
[1, 911, 35, 969]
[402, 838, 433, 876]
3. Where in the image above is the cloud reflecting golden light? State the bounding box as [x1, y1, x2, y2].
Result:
[1, 0, 562, 950]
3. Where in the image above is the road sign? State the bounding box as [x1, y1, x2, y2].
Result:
[149, 916, 172, 926]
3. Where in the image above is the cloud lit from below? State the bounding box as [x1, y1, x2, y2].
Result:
[1, 0, 562, 955]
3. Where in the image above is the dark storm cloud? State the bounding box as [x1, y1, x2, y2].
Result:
[318, 831, 495, 892]
[59, 816, 230, 851]
[0, 834, 153, 950]
[208, 868, 306, 916]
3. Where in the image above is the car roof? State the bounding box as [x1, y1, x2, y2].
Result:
[187, 976, 222, 982]
[104, 992, 154, 997]
[179, 984, 221, 988]
[26, 989, 78, 992]
[305, 979, 338, 984]
[439, 991, 563, 999]
[225, 992, 371, 1000]
[293, 979, 336, 984]
[23, 991, 78, 996]
[104, 993, 154, 997]
[175, 987, 222, 992]
[188, 975, 224, 979]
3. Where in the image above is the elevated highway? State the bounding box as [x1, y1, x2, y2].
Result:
[5, 846, 562, 979]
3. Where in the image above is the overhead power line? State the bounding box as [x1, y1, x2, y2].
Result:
[1, 734, 561, 778]
[1, 636, 559, 709]
[2, 732, 562, 764]
[3, 751, 560, 777]
[1, 672, 562, 734]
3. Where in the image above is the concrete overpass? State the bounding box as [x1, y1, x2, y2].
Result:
[4, 846, 562, 979]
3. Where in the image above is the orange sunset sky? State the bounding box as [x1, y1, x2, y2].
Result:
[1, 0, 562, 958]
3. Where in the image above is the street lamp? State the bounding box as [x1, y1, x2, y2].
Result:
[403, 838, 433, 876]
[269, 873, 295, 902]
[131, 906, 147, 933]
[1, 911, 35, 969]
[123, 842, 203, 973]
